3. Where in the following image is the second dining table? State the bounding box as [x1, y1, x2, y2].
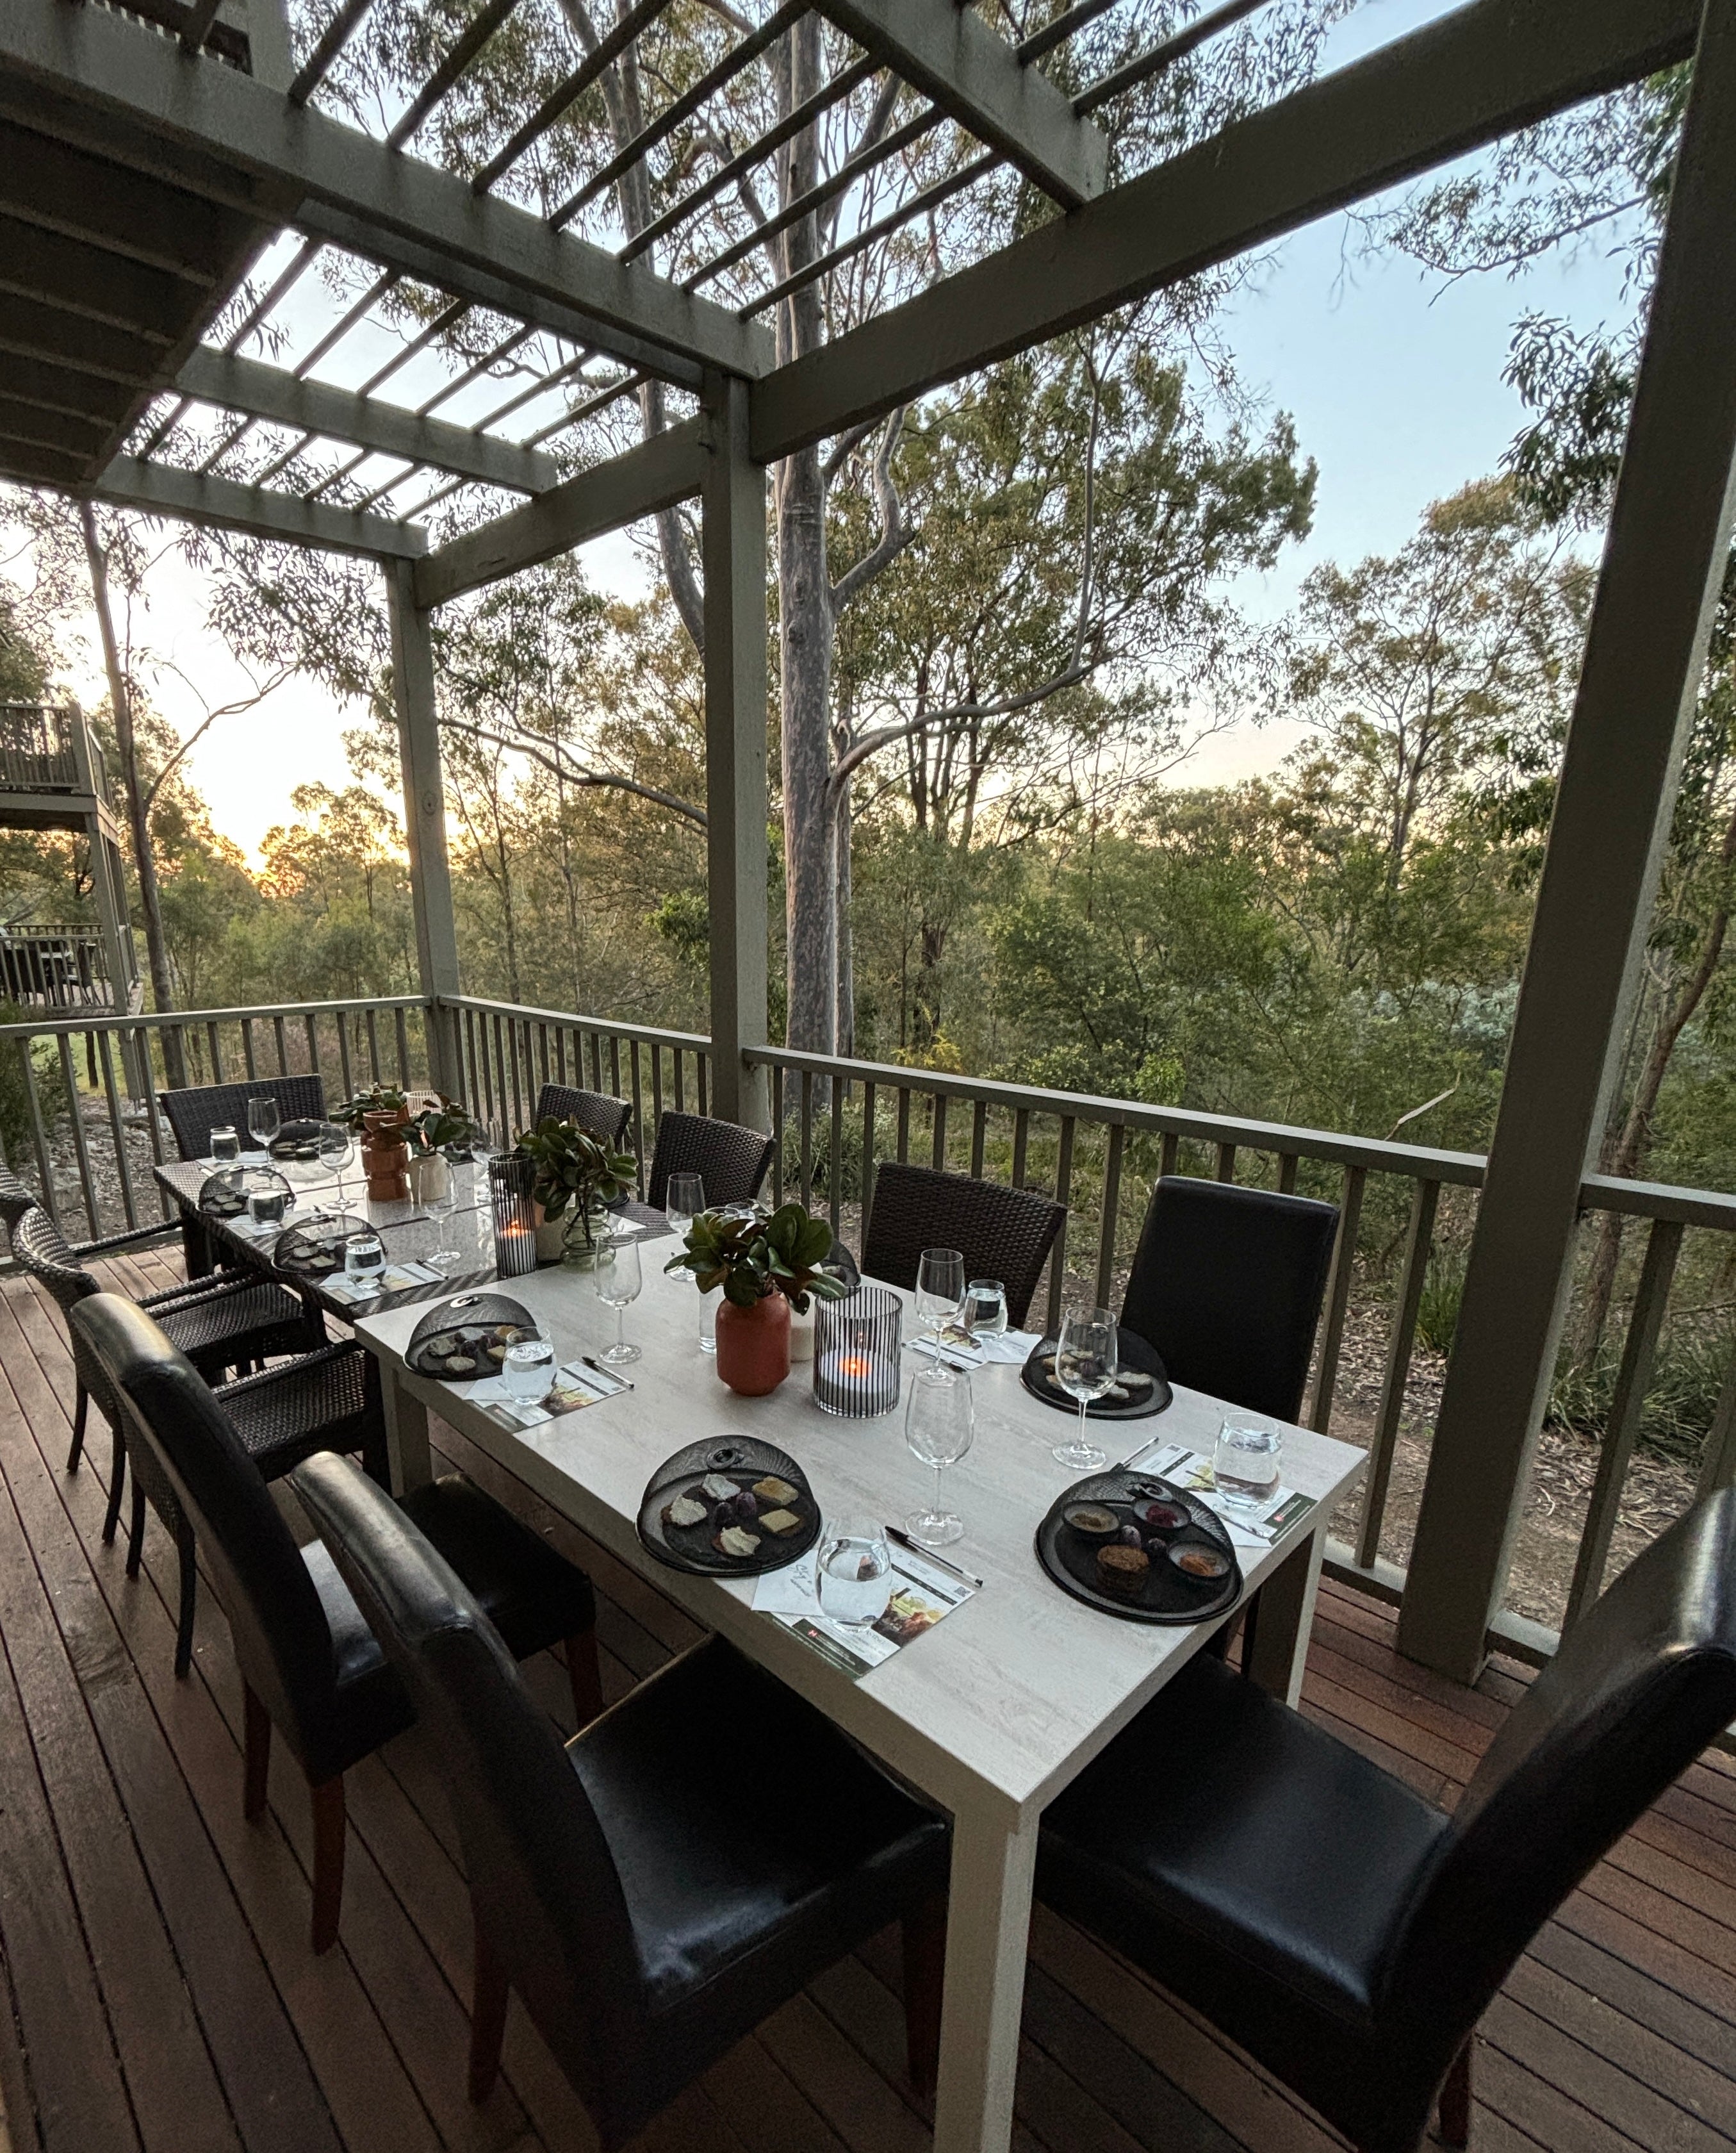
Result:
[345, 1242, 1364, 2153]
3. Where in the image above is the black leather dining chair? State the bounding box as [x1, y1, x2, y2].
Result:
[1119, 1176, 1339, 1420]
[862, 1162, 1067, 1330]
[1038, 1485, 1736, 2153]
[532, 1082, 632, 1148]
[291, 1448, 952, 2141]
[646, 1109, 774, 1212]
[158, 1073, 327, 1162]
[72, 1294, 604, 1953]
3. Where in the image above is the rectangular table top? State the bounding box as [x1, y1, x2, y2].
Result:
[356, 1255, 1365, 1825]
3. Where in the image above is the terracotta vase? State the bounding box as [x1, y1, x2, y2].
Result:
[360, 1108, 411, 1201]
[714, 1291, 791, 1396]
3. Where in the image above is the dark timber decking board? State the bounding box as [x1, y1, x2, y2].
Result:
[1, 1250, 1735, 2153]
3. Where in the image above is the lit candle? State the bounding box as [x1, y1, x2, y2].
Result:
[812, 1285, 903, 1417]
[814, 1347, 899, 1416]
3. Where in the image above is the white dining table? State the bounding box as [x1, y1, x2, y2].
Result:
[354, 1253, 1365, 2153]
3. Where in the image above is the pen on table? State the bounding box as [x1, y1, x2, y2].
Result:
[883, 1525, 983, 1590]
[580, 1353, 634, 1391]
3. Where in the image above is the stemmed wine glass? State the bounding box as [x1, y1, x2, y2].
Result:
[1053, 1307, 1118, 1472]
[246, 1095, 280, 1155]
[915, 1246, 965, 1347]
[317, 1121, 354, 1216]
[905, 1367, 974, 1546]
[594, 1233, 643, 1364]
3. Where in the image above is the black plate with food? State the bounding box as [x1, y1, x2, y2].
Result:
[1021, 1326, 1172, 1421]
[273, 1213, 372, 1280]
[1035, 1467, 1240, 1624]
[405, 1292, 539, 1380]
[637, 1436, 819, 1578]
[269, 1118, 328, 1166]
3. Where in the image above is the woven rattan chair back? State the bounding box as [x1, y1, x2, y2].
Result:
[533, 1084, 632, 1149]
[0, 1162, 38, 1232]
[861, 1163, 1066, 1330]
[158, 1075, 327, 1162]
[646, 1111, 774, 1212]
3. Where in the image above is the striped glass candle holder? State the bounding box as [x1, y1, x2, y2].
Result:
[813, 1287, 902, 1417]
[489, 1155, 537, 1279]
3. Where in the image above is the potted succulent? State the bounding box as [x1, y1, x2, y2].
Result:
[405, 1095, 475, 1208]
[514, 1116, 637, 1264]
[332, 1082, 414, 1200]
[666, 1202, 848, 1396]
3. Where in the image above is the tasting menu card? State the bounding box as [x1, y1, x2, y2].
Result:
[753, 1538, 978, 1681]
[459, 1357, 629, 1433]
[1120, 1437, 1317, 1549]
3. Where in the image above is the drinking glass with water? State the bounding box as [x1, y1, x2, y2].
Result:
[503, 1337, 556, 1406]
[817, 1519, 893, 1626]
[343, 1232, 386, 1290]
[965, 1278, 1006, 1337]
[209, 1124, 240, 1166]
[1214, 1421, 1282, 1510]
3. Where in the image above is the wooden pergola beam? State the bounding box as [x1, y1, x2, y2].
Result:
[751, 0, 1701, 462]
[93, 456, 428, 558]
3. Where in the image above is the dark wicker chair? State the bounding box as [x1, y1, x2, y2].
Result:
[861, 1162, 1067, 1329]
[646, 1110, 774, 1212]
[533, 1082, 632, 1148]
[0, 1162, 38, 1233]
[158, 1073, 327, 1162]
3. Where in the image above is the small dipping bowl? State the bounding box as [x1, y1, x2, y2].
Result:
[1167, 1540, 1232, 1582]
[1136, 1499, 1189, 1533]
[1063, 1503, 1120, 1541]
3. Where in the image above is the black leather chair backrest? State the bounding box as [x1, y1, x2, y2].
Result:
[1119, 1176, 1338, 1420]
[69, 1294, 351, 1776]
[1392, 1487, 1736, 2044]
[862, 1162, 1067, 1330]
[0, 1163, 38, 1232]
[159, 1075, 327, 1162]
[646, 1110, 774, 1213]
[533, 1084, 632, 1149]
[291, 1450, 648, 2125]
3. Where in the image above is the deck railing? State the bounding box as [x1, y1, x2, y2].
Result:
[5, 985, 1736, 1670]
[0, 702, 80, 793]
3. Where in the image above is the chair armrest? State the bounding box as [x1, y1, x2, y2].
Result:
[213, 1340, 366, 1405]
[70, 1221, 184, 1260]
[138, 1267, 261, 1315]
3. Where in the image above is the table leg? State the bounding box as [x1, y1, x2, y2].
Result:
[1242, 1522, 1326, 1706]
[931, 1805, 1038, 2153]
[382, 1366, 433, 1495]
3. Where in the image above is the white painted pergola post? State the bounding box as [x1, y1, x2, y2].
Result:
[1398, 0, 1736, 1681]
[385, 560, 462, 1099]
[700, 374, 770, 1130]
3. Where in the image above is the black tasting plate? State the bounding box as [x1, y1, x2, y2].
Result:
[1035, 1469, 1241, 1624]
[405, 1293, 539, 1380]
[1021, 1325, 1172, 1421]
[637, 1437, 819, 1578]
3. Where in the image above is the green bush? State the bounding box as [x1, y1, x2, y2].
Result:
[0, 1002, 67, 1179]
[1414, 1246, 1467, 1355]
[1548, 1316, 1735, 1467]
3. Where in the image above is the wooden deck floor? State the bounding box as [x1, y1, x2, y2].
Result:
[2, 1249, 1735, 2153]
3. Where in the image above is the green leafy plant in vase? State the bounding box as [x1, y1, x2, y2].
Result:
[665, 1203, 849, 1395]
[514, 1116, 637, 1265]
[405, 1095, 475, 1208]
[331, 1082, 414, 1199]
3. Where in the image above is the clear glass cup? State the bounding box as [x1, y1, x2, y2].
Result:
[666, 1171, 705, 1239]
[594, 1233, 643, 1364]
[1053, 1306, 1117, 1472]
[247, 1187, 287, 1229]
[905, 1366, 974, 1546]
[817, 1518, 894, 1626]
[1214, 1421, 1282, 1510]
[503, 1337, 557, 1406]
[965, 1278, 1007, 1337]
[317, 1121, 354, 1215]
[247, 1096, 280, 1153]
[915, 1246, 965, 1344]
[343, 1231, 386, 1290]
[209, 1124, 240, 1166]
[425, 1149, 463, 1269]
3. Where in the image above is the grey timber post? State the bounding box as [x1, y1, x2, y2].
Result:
[701, 373, 770, 1130]
[1397, 0, 1736, 1681]
[385, 560, 462, 1098]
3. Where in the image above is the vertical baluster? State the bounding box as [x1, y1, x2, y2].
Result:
[395, 1007, 411, 1086]
[1045, 1117, 1077, 1335]
[674, 1048, 687, 1114]
[895, 1087, 911, 1164]
[96, 1029, 140, 1229]
[1215, 1142, 1237, 1183]
[304, 1012, 319, 1088]
[969, 1099, 987, 1181]
[364, 1007, 381, 1082]
[336, 1011, 354, 1098]
[242, 1017, 258, 1079]
[1566, 1216, 1685, 1625]
[1278, 1151, 1299, 1194]
[697, 1051, 708, 1116]
[799, 1070, 814, 1209]
[508, 1022, 525, 1130]
[771, 1068, 785, 1205]
[1159, 1131, 1179, 1180]
[554, 1026, 568, 1083]
[610, 1036, 622, 1105]
[861, 1080, 878, 1238]
[589, 1030, 604, 1092]
[931, 1092, 947, 1169]
[828, 1075, 842, 1233]
[20, 1039, 59, 1228]
[57, 1032, 99, 1237]
[136, 1030, 174, 1220]
[274, 1014, 290, 1075]
[651, 1044, 665, 1142]
[1307, 1164, 1365, 1431]
[1011, 1108, 1029, 1189]
[1355, 1178, 1440, 1570]
[207, 1021, 225, 1082]
[1095, 1121, 1126, 1309]
[630, 1041, 646, 1194]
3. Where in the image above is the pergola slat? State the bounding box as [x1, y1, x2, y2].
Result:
[94, 456, 430, 557]
[0, 211, 190, 342]
[0, 0, 774, 386]
[749, 0, 1702, 462]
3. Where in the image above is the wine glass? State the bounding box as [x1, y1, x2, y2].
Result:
[317, 1121, 354, 1215]
[1053, 1307, 1117, 1472]
[246, 1095, 280, 1155]
[594, 1233, 643, 1364]
[905, 1367, 974, 1546]
[915, 1246, 965, 1346]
